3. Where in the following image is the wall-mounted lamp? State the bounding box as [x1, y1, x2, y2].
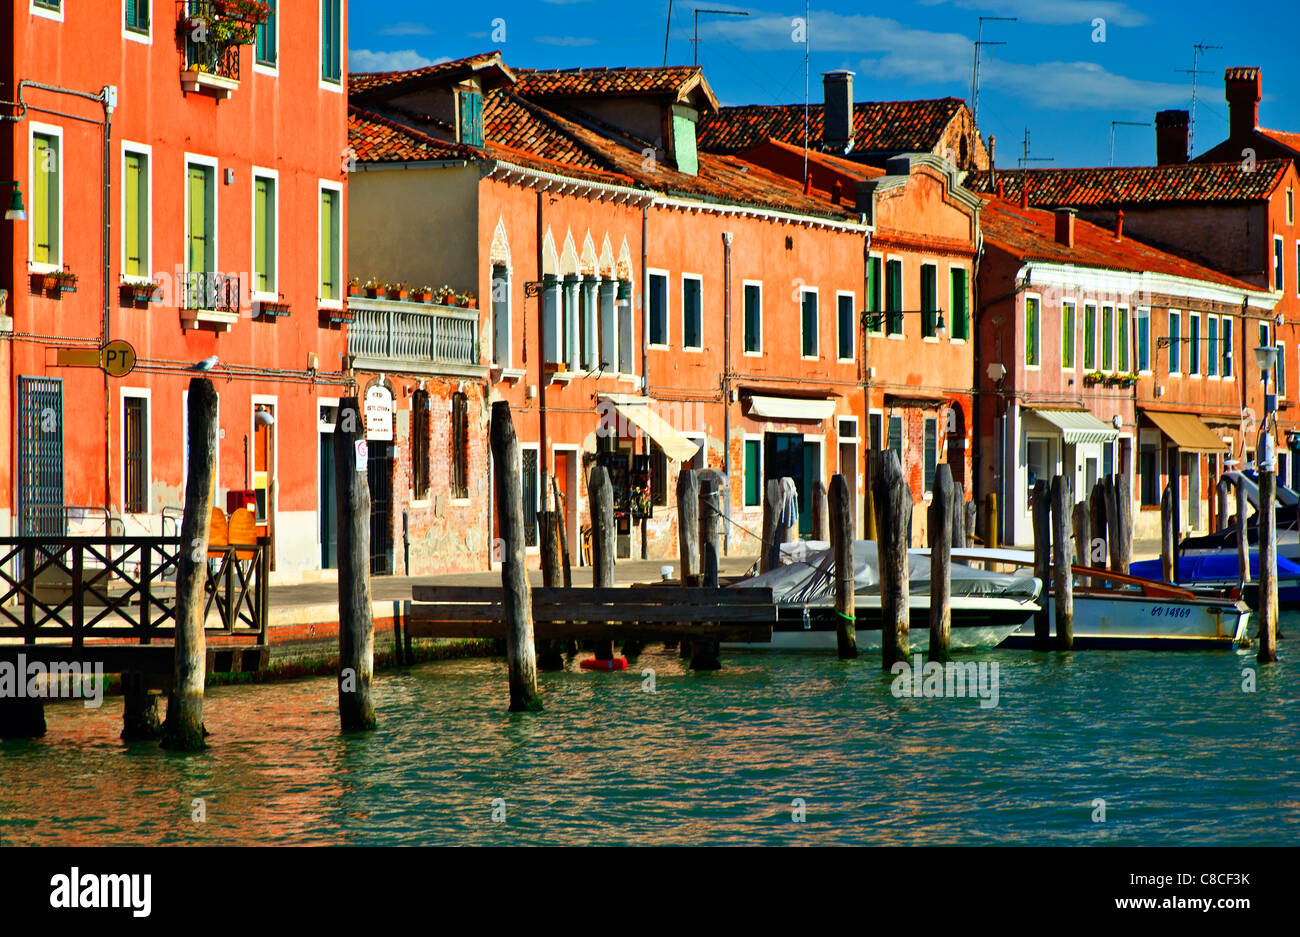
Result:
[986, 362, 1007, 382]
[2, 181, 26, 222]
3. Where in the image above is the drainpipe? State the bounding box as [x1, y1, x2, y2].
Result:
[641, 202, 649, 559]
[537, 189, 548, 512]
[861, 226, 872, 536]
[101, 86, 114, 514]
[722, 230, 732, 554]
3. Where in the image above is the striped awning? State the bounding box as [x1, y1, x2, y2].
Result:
[1142, 409, 1228, 453]
[745, 395, 836, 421]
[598, 394, 700, 462]
[1028, 408, 1118, 445]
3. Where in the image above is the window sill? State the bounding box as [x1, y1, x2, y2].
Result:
[491, 366, 526, 383]
[182, 69, 239, 99]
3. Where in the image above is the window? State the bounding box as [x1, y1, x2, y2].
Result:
[866, 256, 882, 334]
[1296, 240, 1300, 298]
[743, 282, 761, 352]
[1140, 443, 1160, 506]
[1136, 308, 1150, 372]
[542, 276, 560, 362]
[321, 0, 342, 83]
[923, 418, 938, 494]
[920, 264, 938, 338]
[521, 446, 539, 547]
[255, 0, 277, 66]
[1189, 314, 1201, 375]
[1168, 311, 1181, 374]
[682, 275, 702, 349]
[650, 444, 668, 506]
[1207, 316, 1219, 377]
[458, 89, 484, 147]
[411, 391, 430, 501]
[885, 259, 903, 335]
[1260, 322, 1272, 387]
[1274, 235, 1285, 292]
[581, 277, 598, 368]
[799, 289, 818, 357]
[869, 412, 883, 455]
[492, 264, 509, 366]
[887, 415, 903, 464]
[1025, 296, 1040, 366]
[1117, 307, 1129, 372]
[1289, 187, 1295, 224]
[617, 280, 634, 373]
[253, 172, 276, 295]
[123, 394, 149, 514]
[185, 160, 215, 274]
[125, 0, 150, 34]
[648, 272, 668, 346]
[1101, 305, 1114, 371]
[1222, 316, 1234, 377]
[949, 267, 969, 341]
[1061, 301, 1076, 369]
[1083, 304, 1097, 369]
[451, 392, 469, 499]
[743, 439, 762, 507]
[123, 147, 150, 279]
[31, 129, 61, 268]
[1276, 343, 1287, 398]
[837, 293, 854, 361]
[34, 0, 60, 12]
[599, 277, 617, 369]
[319, 185, 341, 302]
[563, 276, 580, 369]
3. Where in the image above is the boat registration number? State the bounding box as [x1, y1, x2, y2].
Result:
[1150, 606, 1193, 619]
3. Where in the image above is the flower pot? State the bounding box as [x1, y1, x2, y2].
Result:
[388, 290, 408, 301]
[410, 292, 429, 303]
[364, 288, 380, 298]
[347, 285, 360, 297]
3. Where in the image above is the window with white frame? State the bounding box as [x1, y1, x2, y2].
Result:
[1136, 308, 1150, 372]
[1275, 235, 1285, 292]
[1101, 305, 1114, 371]
[743, 281, 762, 353]
[1117, 306, 1130, 372]
[1083, 303, 1097, 370]
[123, 143, 151, 280]
[1207, 315, 1219, 377]
[1168, 311, 1181, 374]
[648, 271, 668, 346]
[743, 437, 763, 507]
[321, 0, 342, 84]
[319, 183, 341, 303]
[836, 292, 854, 361]
[1061, 300, 1076, 369]
[122, 390, 150, 514]
[492, 263, 510, 367]
[682, 274, 702, 350]
[617, 279, 634, 373]
[1189, 313, 1201, 375]
[801, 288, 819, 357]
[1025, 295, 1041, 366]
[599, 277, 617, 369]
[1276, 342, 1287, 398]
[1222, 316, 1234, 377]
[125, 0, 151, 37]
[252, 169, 277, 297]
[30, 125, 62, 270]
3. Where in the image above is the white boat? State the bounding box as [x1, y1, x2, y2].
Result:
[941, 548, 1251, 649]
[720, 541, 1042, 652]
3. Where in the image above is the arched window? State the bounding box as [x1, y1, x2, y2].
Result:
[451, 392, 469, 500]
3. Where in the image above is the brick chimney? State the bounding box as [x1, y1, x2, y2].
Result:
[1155, 109, 1189, 165]
[1115, 209, 1124, 241]
[822, 70, 855, 152]
[1055, 207, 1076, 247]
[1225, 66, 1262, 141]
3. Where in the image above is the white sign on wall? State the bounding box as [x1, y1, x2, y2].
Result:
[364, 384, 394, 441]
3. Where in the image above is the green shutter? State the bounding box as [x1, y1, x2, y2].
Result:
[32, 134, 57, 266]
[1026, 297, 1039, 365]
[322, 0, 340, 81]
[257, 1, 277, 64]
[320, 189, 338, 299]
[255, 177, 275, 293]
[744, 439, 761, 506]
[187, 165, 210, 272]
[125, 153, 143, 276]
[950, 268, 968, 340]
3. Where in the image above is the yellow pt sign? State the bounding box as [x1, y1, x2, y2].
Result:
[100, 339, 136, 377]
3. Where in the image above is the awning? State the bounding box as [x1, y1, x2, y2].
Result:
[598, 394, 700, 463]
[883, 392, 948, 409]
[745, 395, 836, 421]
[1028, 408, 1118, 445]
[1142, 410, 1228, 452]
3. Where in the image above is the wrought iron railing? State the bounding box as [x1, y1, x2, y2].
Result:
[181, 1, 243, 82]
[348, 303, 479, 366]
[183, 271, 241, 312]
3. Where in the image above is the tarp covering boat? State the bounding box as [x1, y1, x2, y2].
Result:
[731, 540, 1041, 606]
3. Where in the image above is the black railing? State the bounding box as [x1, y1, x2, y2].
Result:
[180, 2, 243, 83]
[183, 271, 241, 312]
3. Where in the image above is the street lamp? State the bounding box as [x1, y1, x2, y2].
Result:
[1255, 344, 1279, 470]
[2, 181, 25, 222]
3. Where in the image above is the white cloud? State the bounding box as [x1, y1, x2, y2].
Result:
[917, 0, 1147, 28]
[535, 36, 599, 47]
[378, 22, 434, 37]
[349, 49, 442, 72]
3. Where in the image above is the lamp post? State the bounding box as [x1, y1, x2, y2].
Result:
[2, 181, 26, 221]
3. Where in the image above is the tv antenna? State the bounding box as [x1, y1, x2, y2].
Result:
[1109, 120, 1147, 166]
[691, 9, 749, 66]
[1173, 42, 1222, 154]
[970, 16, 1016, 131]
[1018, 128, 1054, 169]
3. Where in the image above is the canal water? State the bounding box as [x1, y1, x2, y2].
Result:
[1, 633, 1296, 846]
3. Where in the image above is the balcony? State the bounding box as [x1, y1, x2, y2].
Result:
[181, 272, 242, 331]
[179, 2, 245, 98]
[347, 298, 485, 378]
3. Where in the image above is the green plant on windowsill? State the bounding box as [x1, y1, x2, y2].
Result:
[52, 268, 77, 292]
[1083, 370, 1104, 385]
[363, 276, 383, 297]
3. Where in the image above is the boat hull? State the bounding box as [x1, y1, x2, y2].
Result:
[998, 590, 1250, 649]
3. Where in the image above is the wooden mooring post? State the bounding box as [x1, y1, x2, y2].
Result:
[1215, 475, 1229, 533]
[950, 481, 966, 554]
[1258, 444, 1279, 664]
[983, 491, 998, 549]
[1160, 484, 1175, 583]
[1236, 479, 1250, 584]
[121, 672, 162, 742]
[589, 465, 616, 662]
[1072, 501, 1092, 589]
[535, 512, 566, 670]
[1051, 475, 1073, 651]
[1090, 481, 1108, 576]
[676, 469, 700, 654]
[160, 377, 218, 750]
[760, 478, 784, 573]
[928, 465, 954, 662]
[872, 451, 911, 669]
[1104, 473, 1132, 575]
[812, 479, 828, 541]
[1031, 479, 1051, 650]
[829, 473, 857, 659]
[331, 395, 377, 732]
[490, 401, 542, 712]
[965, 499, 977, 548]
[690, 473, 725, 670]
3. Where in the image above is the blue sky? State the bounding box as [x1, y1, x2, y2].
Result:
[349, 0, 1299, 169]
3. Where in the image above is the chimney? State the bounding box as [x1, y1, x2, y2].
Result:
[997, 178, 1005, 200]
[822, 70, 855, 152]
[1155, 109, 1189, 165]
[1115, 210, 1124, 241]
[988, 134, 997, 188]
[1020, 183, 1028, 209]
[1225, 66, 1262, 141]
[1055, 208, 1076, 247]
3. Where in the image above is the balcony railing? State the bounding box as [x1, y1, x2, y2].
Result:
[184, 272, 241, 312]
[180, 1, 243, 95]
[348, 301, 482, 373]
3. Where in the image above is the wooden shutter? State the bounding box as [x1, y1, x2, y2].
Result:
[255, 177, 274, 292]
[125, 153, 143, 277]
[187, 165, 209, 272]
[32, 134, 54, 265]
[320, 189, 337, 299]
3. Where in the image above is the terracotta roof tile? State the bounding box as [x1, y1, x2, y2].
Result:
[348, 106, 480, 163]
[514, 65, 705, 100]
[483, 90, 606, 169]
[1260, 128, 1300, 155]
[978, 195, 1262, 292]
[350, 51, 510, 96]
[966, 161, 1289, 206]
[697, 98, 965, 155]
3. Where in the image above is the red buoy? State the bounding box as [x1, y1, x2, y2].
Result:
[579, 657, 628, 671]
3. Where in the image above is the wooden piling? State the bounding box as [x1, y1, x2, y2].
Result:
[872, 450, 911, 669]
[1031, 479, 1051, 650]
[1215, 475, 1229, 534]
[965, 499, 977, 548]
[928, 465, 954, 662]
[535, 512, 566, 670]
[489, 401, 542, 712]
[329, 394, 378, 731]
[161, 377, 218, 750]
[678, 469, 700, 585]
[1170, 483, 1180, 584]
[950, 482, 966, 554]
[759, 478, 782, 573]
[812, 479, 828, 541]
[589, 465, 617, 662]
[1104, 473, 1132, 575]
[984, 492, 999, 549]
[865, 488, 877, 540]
[829, 473, 857, 659]
[1051, 475, 1074, 650]
[552, 477, 573, 587]
[121, 673, 161, 741]
[692, 540, 723, 670]
[1258, 457, 1279, 663]
[1089, 481, 1108, 575]
[1072, 501, 1092, 589]
[779, 477, 799, 544]
[1236, 479, 1250, 583]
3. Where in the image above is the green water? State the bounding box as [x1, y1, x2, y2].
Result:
[1, 634, 1296, 846]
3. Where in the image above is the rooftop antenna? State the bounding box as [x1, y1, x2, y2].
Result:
[1109, 120, 1147, 166]
[691, 8, 749, 67]
[663, 0, 674, 66]
[1018, 128, 1054, 169]
[970, 16, 1015, 131]
[1173, 42, 1222, 154]
[803, 0, 809, 186]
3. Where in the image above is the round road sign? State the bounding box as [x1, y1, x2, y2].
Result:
[100, 339, 137, 377]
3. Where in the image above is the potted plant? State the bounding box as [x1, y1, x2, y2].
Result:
[410, 285, 432, 303]
[1083, 370, 1103, 385]
[435, 285, 456, 305]
[53, 268, 78, 293]
[347, 277, 361, 297]
[363, 276, 382, 298]
[387, 281, 409, 301]
[458, 291, 477, 309]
